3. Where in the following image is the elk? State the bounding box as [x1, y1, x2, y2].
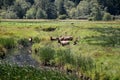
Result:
[50, 36, 58, 41]
[59, 40, 70, 46]
[28, 37, 32, 43]
[73, 37, 79, 45]
[63, 36, 73, 41]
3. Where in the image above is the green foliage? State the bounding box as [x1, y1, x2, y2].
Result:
[1, 0, 119, 19]
[102, 12, 113, 21]
[97, 0, 120, 15]
[0, 38, 16, 49]
[0, 64, 77, 80]
[26, 7, 36, 19]
[90, 1, 103, 21]
[75, 0, 90, 18]
[75, 54, 94, 71]
[0, 0, 15, 9]
[58, 15, 67, 19]
[55, 0, 67, 15]
[54, 49, 75, 66]
[2, 11, 18, 19]
[32, 37, 40, 43]
[37, 46, 55, 65]
[36, 8, 47, 19]
[46, 2, 57, 19]
[0, 20, 120, 79]
[33, 46, 94, 72]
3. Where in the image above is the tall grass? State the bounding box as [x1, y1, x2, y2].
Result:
[0, 38, 16, 49]
[0, 63, 78, 80]
[0, 20, 120, 79]
[32, 46, 94, 77]
[35, 46, 55, 66]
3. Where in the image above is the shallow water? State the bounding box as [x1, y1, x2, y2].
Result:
[1, 47, 40, 67]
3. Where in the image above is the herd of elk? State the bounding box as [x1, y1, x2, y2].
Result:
[50, 36, 79, 46]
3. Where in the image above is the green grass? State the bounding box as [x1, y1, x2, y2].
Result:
[0, 20, 120, 79]
[0, 63, 77, 80]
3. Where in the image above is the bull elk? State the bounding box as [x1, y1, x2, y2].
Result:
[59, 40, 70, 46]
[63, 36, 73, 41]
[50, 36, 58, 41]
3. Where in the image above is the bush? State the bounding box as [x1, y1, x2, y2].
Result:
[0, 38, 16, 49]
[1, 11, 18, 19]
[32, 37, 40, 43]
[88, 17, 94, 21]
[58, 15, 67, 19]
[102, 12, 113, 21]
[42, 27, 56, 32]
[37, 47, 55, 66]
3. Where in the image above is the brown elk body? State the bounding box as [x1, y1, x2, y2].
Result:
[59, 41, 70, 46]
[50, 36, 58, 41]
[63, 36, 73, 41]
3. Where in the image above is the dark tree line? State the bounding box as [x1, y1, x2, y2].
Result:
[0, 0, 120, 20]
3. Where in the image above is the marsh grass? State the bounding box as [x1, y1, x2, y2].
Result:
[0, 20, 120, 79]
[0, 63, 78, 80]
[0, 38, 16, 49]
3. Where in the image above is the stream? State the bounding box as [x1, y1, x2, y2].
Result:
[1, 46, 40, 67]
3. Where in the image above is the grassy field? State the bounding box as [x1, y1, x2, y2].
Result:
[0, 19, 120, 79]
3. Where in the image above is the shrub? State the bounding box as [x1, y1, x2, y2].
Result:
[0, 38, 16, 49]
[37, 47, 55, 66]
[2, 11, 18, 19]
[102, 12, 113, 21]
[88, 17, 94, 21]
[58, 15, 67, 19]
[42, 27, 56, 32]
[54, 49, 75, 67]
[32, 37, 40, 43]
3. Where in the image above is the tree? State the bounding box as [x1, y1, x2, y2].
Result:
[36, 8, 47, 19]
[97, 0, 120, 15]
[46, 2, 57, 19]
[70, 0, 81, 6]
[2, 11, 18, 19]
[89, 0, 103, 20]
[0, 0, 15, 9]
[102, 12, 113, 21]
[64, 0, 75, 10]
[75, 0, 91, 18]
[14, 0, 31, 18]
[26, 7, 36, 19]
[26, 0, 34, 5]
[34, 0, 49, 10]
[55, 0, 67, 15]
